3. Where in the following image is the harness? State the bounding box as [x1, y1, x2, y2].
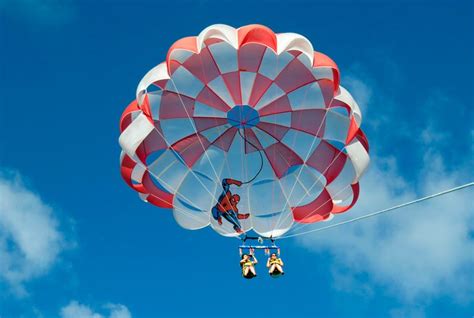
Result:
[242, 260, 253, 268]
[269, 258, 281, 265]
[241, 259, 254, 276]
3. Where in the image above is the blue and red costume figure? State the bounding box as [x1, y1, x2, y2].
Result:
[212, 178, 250, 233]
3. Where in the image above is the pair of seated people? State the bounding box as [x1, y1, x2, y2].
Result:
[212, 178, 284, 278]
[240, 252, 285, 279]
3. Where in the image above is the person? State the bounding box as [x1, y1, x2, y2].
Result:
[240, 252, 258, 279]
[211, 178, 249, 233]
[266, 253, 284, 277]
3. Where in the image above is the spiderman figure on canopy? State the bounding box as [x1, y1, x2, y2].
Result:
[212, 178, 250, 233]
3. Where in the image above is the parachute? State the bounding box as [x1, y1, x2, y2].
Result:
[119, 24, 370, 238]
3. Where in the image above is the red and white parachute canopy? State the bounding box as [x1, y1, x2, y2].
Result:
[119, 24, 370, 238]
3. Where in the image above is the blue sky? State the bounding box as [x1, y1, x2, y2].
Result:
[1, 1, 473, 317]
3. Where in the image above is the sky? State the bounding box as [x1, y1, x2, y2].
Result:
[0, 0, 473, 317]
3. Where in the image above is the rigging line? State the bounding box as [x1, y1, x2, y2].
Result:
[239, 126, 300, 233]
[235, 127, 294, 236]
[135, 104, 222, 208]
[272, 134, 350, 234]
[237, 126, 252, 217]
[165, 79, 238, 208]
[145, 163, 202, 210]
[281, 148, 348, 235]
[246, 53, 305, 235]
[124, 153, 197, 209]
[194, 42, 231, 184]
[281, 181, 355, 237]
[237, 128, 264, 185]
[271, 105, 337, 235]
[194, 41, 240, 191]
[136, 164, 213, 225]
[285, 146, 369, 235]
[169, 78, 222, 183]
[286, 149, 381, 236]
[275, 125, 360, 234]
[145, 154, 226, 227]
[278, 182, 474, 239]
[282, 181, 352, 237]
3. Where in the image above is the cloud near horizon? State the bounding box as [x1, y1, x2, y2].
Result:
[0, 170, 69, 296]
[297, 64, 474, 312]
[299, 150, 474, 300]
[60, 301, 132, 318]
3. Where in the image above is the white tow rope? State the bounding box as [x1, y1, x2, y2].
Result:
[279, 182, 474, 239]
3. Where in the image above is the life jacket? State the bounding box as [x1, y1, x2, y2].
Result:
[269, 258, 281, 265]
[242, 260, 253, 268]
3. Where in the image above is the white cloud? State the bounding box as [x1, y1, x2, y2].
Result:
[60, 301, 132, 318]
[343, 74, 372, 114]
[299, 150, 474, 302]
[107, 304, 132, 318]
[60, 301, 103, 318]
[297, 65, 474, 309]
[0, 170, 67, 296]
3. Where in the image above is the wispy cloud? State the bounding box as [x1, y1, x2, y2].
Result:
[0, 170, 71, 296]
[60, 301, 132, 318]
[299, 150, 474, 300]
[297, 63, 474, 314]
[343, 74, 373, 114]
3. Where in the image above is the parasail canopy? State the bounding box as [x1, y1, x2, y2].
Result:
[119, 24, 370, 238]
